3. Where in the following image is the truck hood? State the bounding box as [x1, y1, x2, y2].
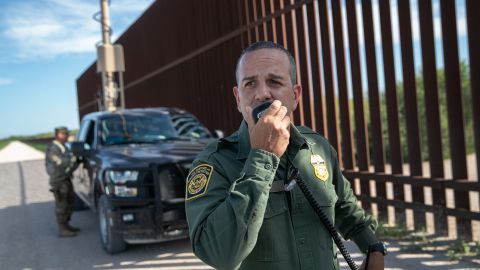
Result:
[98, 140, 209, 168]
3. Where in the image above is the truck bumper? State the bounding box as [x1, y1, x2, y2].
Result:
[109, 202, 189, 243]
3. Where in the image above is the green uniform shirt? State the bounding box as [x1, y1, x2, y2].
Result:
[185, 121, 379, 270]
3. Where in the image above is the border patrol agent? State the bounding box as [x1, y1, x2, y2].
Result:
[185, 42, 386, 270]
[45, 126, 80, 237]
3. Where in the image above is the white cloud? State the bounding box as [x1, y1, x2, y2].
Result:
[0, 78, 14, 86]
[0, 0, 154, 61]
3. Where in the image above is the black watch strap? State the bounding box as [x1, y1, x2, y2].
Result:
[368, 242, 388, 256]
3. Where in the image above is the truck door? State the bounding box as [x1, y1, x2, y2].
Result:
[72, 120, 96, 206]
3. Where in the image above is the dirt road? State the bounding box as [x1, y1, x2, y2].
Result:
[0, 142, 478, 270]
[0, 159, 212, 270]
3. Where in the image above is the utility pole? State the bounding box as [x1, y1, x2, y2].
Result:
[96, 0, 125, 112]
[100, 0, 111, 46]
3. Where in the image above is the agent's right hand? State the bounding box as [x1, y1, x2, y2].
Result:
[245, 100, 291, 158]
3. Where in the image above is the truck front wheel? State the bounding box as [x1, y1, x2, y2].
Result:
[98, 195, 126, 254]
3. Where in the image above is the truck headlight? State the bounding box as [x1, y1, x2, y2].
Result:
[107, 170, 139, 184]
[114, 186, 138, 197]
[180, 162, 192, 171]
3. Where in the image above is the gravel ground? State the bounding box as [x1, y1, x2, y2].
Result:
[0, 141, 44, 164]
[0, 159, 211, 270]
[0, 143, 478, 270]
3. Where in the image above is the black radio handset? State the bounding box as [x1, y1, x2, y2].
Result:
[252, 101, 272, 124]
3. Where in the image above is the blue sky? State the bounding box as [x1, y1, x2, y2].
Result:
[0, 0, 154, 139]
[0, 0, 470, 139]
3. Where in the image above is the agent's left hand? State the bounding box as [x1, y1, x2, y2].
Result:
[360, 252, 384, 270]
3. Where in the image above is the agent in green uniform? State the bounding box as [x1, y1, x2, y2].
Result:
[185, 41, 386, 270]
[45, 126, 80, 237]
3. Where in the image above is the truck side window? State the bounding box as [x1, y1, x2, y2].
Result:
[77, 120, 90, 141]
[85, 121, 96, 147]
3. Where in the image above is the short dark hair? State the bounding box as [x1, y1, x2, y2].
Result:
[54, 126, 69, 135]
[235, 41, 297, 85]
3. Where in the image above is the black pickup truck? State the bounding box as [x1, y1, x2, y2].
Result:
[70, 108, 216, 253]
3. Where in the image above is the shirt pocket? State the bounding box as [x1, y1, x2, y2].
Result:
[292, 182, 337, 251]
[305, 168, 338, 207]
[250, 192, 289, 262]
[264, 191, 288, 218]
[310, 190, 337, 235]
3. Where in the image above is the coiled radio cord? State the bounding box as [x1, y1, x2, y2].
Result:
[288, 167, 359, 270]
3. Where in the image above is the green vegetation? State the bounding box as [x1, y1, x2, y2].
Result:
[0, 130, 78, 151]
[0, 133, 53, 151]
[391, 61, 474, 162]
[375, 222, 411, 239]
[349, 62, 475, 163]
[0, 140, 11, 150]
[375, 221, 430, 243]
[446, 240, 480, 261]
[28, 143, 48, 153]
[376, 221, 480, 261]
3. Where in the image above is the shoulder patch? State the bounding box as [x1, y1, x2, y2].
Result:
[186, 164, 213, 200]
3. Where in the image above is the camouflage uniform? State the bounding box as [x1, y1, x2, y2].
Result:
[45, 136, 78, 233]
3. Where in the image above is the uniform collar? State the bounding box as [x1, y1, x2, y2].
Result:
[235, 120, 307, 160]
[53, 140, 66, 153]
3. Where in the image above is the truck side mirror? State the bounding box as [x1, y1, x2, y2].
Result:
[71, 142, 90, 157]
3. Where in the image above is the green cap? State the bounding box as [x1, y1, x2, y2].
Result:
[54, 126, 69, 134]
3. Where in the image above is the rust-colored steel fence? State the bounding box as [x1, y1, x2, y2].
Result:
[76, 0, 480, 240]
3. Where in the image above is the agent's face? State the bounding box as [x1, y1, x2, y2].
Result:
[56, 131, 69, 144]
[233, 48, 302, 121]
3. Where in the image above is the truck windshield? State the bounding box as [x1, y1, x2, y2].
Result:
[99, 114, 209, 145]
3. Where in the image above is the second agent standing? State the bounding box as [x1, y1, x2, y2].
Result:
[45, 126, 80, 237]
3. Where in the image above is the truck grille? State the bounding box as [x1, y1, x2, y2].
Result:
[141, 162, 191, 207]
[157, 164, 188, 202]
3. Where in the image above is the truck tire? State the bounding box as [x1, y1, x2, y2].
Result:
[72, 193, 88, 211]
[98, 195, 126, 254]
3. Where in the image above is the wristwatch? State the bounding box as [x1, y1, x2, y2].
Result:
[368, 242, 388, 256]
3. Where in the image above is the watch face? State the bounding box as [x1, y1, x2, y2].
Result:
[370, 242, 387, 255]
[381, 242, 388, 255]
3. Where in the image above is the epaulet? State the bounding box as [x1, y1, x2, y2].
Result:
[196, 139, 220, 160]
[296, 125, 331, 146]
[197, 130, 239, 161]
[296, 125, 318, 134]
[219, 130, 239, 143]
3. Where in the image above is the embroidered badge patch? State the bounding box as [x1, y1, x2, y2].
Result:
[310, 155, 329, 181]
[186, 164, 213, 200]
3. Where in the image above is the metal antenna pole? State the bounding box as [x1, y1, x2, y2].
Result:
[100, 0, 117, 112]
